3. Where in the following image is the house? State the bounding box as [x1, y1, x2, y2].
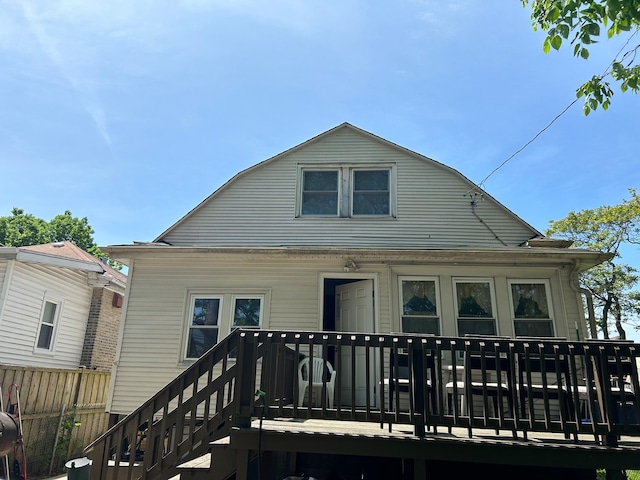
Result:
[0, 241, 126, 371]
[93, 123, 638, 480]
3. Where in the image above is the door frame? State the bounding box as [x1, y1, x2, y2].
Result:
[319, 272, 381, 407]
[318, 272, 380, 334]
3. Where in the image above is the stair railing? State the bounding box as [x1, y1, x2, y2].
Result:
[84, 329, 243, 480]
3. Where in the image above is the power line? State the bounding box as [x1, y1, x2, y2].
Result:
[473, 28, 639, 191]
[475, 97, 580, 189]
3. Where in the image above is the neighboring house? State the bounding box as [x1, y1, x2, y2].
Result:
[103, 122, 610, 416]
[0, 241, 126, 371]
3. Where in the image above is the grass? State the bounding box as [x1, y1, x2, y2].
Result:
[597, 470, 640, 479]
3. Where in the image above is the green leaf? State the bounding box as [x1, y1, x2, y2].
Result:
[543, 37, 551, 54]
[558, 23, 570, 38]
[580, 47, 590, 59]
[551, 34, 563, 50]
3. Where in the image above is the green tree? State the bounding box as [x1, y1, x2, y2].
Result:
[0, 208, 122, 270]
[0, 208, 48, 247]
[523, 0, 640, 114]
[48, 210, 101, 257]
[546, 189, 640, 338]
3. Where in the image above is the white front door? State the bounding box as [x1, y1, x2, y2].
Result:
[336, 279, 376, 407]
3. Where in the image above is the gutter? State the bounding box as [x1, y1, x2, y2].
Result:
[15, 250, 103, 273]
[570, 259, 597, 339]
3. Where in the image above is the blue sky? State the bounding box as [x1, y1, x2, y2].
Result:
[1, 2, 638, 274]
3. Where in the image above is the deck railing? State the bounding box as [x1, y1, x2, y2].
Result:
[84, 330, 640, 480]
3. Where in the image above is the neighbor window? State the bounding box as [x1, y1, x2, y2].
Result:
[186, 297, 221, 360]
[299, 166, 394, 217]
[509, 281, 555, 337]
[399, 277, 440, 335]
[454, 279, 497, 336]
[36, 300, 59, 350]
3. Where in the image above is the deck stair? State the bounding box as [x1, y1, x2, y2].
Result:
[175, 436, 248, 480]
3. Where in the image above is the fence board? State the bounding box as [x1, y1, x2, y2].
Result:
[0, 365, 111, 478]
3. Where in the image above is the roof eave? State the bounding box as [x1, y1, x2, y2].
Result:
[15, 250, 104, 273]
[101, 244, 610, 270]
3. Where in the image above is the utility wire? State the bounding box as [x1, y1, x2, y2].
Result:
[473, 28, 639, 192]
[475, 97, 579, 189]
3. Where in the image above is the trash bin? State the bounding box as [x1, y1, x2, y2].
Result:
[65, 457, 91, 480]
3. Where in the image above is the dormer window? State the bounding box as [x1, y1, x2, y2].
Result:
[299, 165, 395, 218]
[301, 170, 339, 215]
[352, 170, 390, 215]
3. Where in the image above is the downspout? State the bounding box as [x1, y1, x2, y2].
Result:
[570, 259, 597, 340]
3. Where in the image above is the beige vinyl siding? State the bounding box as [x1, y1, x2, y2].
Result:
[160, 128, 537, 248]
[0, 259, 7, 287]
[0, 259, 8, 311]
[109, 255, 391, 414]
[0, 262, 91, 368]
[556, 267, 587, 340]
[108, 253, 584, 415]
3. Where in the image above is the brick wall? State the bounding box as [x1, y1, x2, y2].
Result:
[81, 287, 123, 371]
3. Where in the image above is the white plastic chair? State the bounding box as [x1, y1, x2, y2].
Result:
[297, 357, 336, 409]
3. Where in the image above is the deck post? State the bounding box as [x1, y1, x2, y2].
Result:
[409, 343, 426, 438]
[235, 447, 251, 480]
[235, 333, 258, 428]
[413, 458, 426, 480]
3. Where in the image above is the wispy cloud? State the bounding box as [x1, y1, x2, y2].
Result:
[16, 0, 119, 147]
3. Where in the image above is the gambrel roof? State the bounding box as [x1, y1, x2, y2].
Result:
[152, 123, 542, 249]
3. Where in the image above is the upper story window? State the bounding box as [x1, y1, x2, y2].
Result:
[36, 297, 61, 351]
[454, 279, 497, 336]
[399, 277, 440, 335]
[509, 281, 555, 337]
[301, 170, 339, 215]
[352, 170, 390, 216]
[299, 166, 395, 218]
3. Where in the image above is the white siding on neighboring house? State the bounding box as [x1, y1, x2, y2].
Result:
[0, 261, 92, 368]
[159, 127, 538, 248]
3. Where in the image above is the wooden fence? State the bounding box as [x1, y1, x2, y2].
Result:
[1, 364, 111, 478]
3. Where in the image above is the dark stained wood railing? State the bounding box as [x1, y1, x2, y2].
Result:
[84, 331, 640, 480]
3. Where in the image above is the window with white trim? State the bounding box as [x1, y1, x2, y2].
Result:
[301, 170, 339, 216]
[186, 296, 222, 360]
[36, 299, 60, 351]
[352, 169, 390, 216]
[299, 166, 394, 217]
[184, 292, 267, 361]
[231, 296, 263, 330]
[454, 279, 497, 336]
[509, 281, 555, 337]
[399, 277, 440, 335]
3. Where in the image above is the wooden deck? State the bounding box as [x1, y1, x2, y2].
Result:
[232, 417, 640, 470]
[87, 331, 640, 480]
[172, 417, 640, 480]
